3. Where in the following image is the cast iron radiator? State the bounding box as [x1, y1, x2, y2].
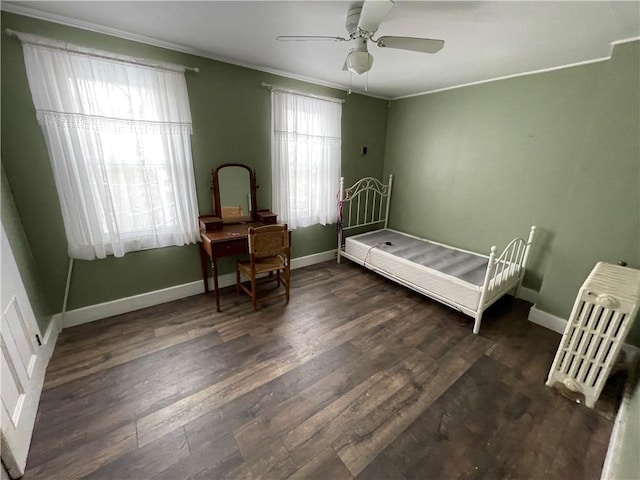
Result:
[546, 262, 640, 408]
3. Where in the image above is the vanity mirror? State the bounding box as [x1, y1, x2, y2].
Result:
[211, 163, 257, 223]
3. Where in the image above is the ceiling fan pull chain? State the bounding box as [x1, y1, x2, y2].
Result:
[365, 71, 369, 92]
[348, 71, 353, 95]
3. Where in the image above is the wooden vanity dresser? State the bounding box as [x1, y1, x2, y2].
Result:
[198, 163, 279, 311]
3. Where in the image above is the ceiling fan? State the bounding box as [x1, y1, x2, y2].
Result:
[276, 0, 444, 75]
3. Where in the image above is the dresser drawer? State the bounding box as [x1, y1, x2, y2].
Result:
[211, 238, 247, 257]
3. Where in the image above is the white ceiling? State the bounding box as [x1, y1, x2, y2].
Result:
[3, 1, 640, 99]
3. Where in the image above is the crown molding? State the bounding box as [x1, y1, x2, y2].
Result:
[3, 3, 637, 102]
[392, 37, 640, 100]
[0, 2, 390, 100]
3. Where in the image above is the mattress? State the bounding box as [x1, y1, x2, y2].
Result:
[344, 229, 489, 312]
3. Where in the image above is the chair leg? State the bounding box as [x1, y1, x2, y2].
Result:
[236, 265, 241, 294]
[251, 275, 258, 311]
[285, 267, 290, 304]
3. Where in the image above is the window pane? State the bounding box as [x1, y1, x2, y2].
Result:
[271, 91, 341, 229]
[21, 39, 199, 259]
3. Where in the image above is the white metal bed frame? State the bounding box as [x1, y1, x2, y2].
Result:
[337, 175, 536, 334]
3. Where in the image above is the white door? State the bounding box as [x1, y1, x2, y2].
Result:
[1, 224, 45, 478]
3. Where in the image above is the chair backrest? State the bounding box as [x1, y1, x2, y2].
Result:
[221, 205, 243, 218]
[247, 224, 289, 258]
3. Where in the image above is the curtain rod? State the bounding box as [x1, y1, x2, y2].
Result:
[261, 82, 345, 104]
[5, 28, 199, 73]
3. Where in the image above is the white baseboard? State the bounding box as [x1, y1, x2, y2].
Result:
[527, 306, 567, 334]
[291, 249, 337, 269]
[42, 313, 61, 358]
[528, 308, 640, 359]
[57, 249, 337, 329]
[516, 286, 539, 304]
[57, 280, 207, 329]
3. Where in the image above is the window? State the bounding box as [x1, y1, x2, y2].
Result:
[270, 90, 342, 229]
[19, 33, 199, 260]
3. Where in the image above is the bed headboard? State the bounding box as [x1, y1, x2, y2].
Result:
[338, 175, 393, 253]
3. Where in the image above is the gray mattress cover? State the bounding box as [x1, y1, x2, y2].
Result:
[349, 229, 489, 286]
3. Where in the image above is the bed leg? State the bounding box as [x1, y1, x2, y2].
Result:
[338, 177, 344, 264]
[473, 312, 483, 335]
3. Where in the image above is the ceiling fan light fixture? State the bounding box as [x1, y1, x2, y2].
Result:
[277, 0, 445, 79]
[346, 50, 373, 75]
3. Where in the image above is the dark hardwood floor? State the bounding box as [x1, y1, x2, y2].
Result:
[24, 261, 614, 479]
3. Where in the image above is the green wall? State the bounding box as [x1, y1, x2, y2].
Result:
[384, 41, 640, 344]
[1, 12, 388, 321]
[1, 166, 52, 333]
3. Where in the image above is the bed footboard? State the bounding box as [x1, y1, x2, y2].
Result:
[474, 225, 537, 333]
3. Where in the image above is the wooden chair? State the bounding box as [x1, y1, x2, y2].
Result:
[235, 224, 290, 310]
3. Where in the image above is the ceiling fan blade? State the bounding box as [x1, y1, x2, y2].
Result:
[376, 36, 444, 54]
[357, 0, 394, 33]
[276, 35, 348, 42]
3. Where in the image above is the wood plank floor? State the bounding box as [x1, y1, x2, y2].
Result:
[24, 261, 614, 479]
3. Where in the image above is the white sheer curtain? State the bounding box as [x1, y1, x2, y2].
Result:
[19, 34, 199, 260]
[271, 90, 342, 229]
